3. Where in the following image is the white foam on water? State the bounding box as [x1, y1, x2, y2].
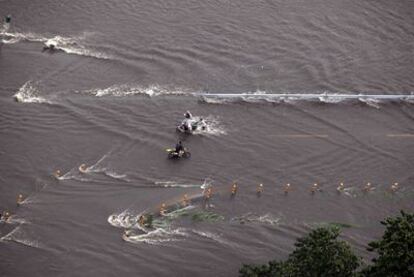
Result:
[103, 170, 128, 180]
[2, 30, 111, 59]
[358, 96, 381, 109]
[56, 169, 90, 182]
[190, 229, 236, 248]
[83, 84, 191, 97]
[190, 116, 227, 136]
[163, 205, 196, 219]
[0, 226, 43, 249]
[155, 181, 201, 188]
[107, 212, 139, 229]
[199, 92, 414, 106]
[13, 81, 51, 104]
[85, 166, 129, 182]
[5, 216, 29, 225]
[80, 154, 130, 182]
[231, 213, 281, 225]
[200, 178, 214, 191]
[123, 227, 188, 245]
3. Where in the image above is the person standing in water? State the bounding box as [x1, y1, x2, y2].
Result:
[175, 141, 184, 153]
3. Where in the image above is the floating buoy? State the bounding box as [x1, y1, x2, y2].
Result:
[17, 194, 23, 205]
[54, 169, 61, 178]
[284, 183, 291, 194]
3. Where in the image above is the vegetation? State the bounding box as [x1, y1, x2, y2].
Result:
[362, 210, 414, 277]
[240, 211, 414, 277]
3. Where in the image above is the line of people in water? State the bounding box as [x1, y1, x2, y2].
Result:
[127, 181, 402, 228]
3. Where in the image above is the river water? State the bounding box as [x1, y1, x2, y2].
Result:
[1, 0, 413, 276]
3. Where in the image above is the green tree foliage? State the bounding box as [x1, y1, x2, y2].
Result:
[362, 210, 414, 277]
[240, 227, 360, 277]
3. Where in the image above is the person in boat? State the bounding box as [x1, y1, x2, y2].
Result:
[5, 15, 11, 23]
[181, 111, 193, 131]
[175, 141, 184, 154]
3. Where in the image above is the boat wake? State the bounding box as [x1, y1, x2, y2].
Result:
[0, 226, 43, 249]
[199, 92, 414, 107]
[13, 81, 52, 104]
[83, 84, 191, 97]
[1, 30, 111, 59]
[80, 154, 130, 182]
[230, 213, 282, 225]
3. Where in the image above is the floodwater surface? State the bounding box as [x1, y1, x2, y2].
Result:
[1, 0, 413, 276]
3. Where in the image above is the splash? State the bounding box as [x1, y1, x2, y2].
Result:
[199, 92, 414, 106]
[2, 30, 110, 59]
[190, 229, 236, 247]
[56, 168, 90, 182]
[4, 215, 29, 225]
[83, 84, 191, 97]
[154, 181, 201, 188]
[123, 227, 188, 245]
[13, 81, 51, 104]
[186, 116, 227, 136]
[231, 213, 282, 225]
[44, 35, 111, 59]
[107, 212, 139, 229]
[81, 154, 130, 182]
[0, 226, 43, 249]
